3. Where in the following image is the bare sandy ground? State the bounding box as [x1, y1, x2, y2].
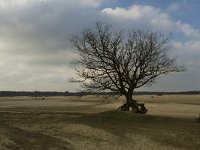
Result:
[0, 95, 199, 117]
[0, 97, 95, 108]
[96, 95, 200, 118]
[0, 95, 200, 150]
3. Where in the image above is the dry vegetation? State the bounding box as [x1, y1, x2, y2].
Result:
[0, 95, 200, 150]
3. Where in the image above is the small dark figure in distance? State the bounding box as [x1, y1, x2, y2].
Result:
[42, 96, 45, 100]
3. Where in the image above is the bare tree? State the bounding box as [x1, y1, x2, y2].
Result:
[71, 22, 185, 113]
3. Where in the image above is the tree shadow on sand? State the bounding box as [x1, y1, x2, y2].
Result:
[68, 110, 200, 149]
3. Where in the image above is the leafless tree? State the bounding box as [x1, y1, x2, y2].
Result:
[71, 22, 185, 113]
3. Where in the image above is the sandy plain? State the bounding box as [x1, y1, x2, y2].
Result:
[0, 95, 200, 150]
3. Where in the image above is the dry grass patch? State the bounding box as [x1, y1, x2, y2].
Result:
[0, 95, 200, 149]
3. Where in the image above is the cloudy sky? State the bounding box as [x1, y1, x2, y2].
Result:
[0, 0, 200, 92]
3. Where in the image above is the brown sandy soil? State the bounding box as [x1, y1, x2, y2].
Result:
[97, 95, 200, 118]
[0, 95, 200, 150]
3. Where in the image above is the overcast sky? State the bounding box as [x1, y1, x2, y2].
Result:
[0, 0, 200, 92]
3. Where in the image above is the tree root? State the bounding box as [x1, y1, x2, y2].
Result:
[118, 100, 148, 114]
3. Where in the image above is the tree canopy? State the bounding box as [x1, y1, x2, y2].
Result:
[71, 22, 185, 112]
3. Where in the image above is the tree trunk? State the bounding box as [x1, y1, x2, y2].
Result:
[118, 94, 148, 114]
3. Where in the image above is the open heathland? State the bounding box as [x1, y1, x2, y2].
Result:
[0, 95, 200, 150]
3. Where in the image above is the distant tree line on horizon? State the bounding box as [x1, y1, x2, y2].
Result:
[0, 90, 200, 97]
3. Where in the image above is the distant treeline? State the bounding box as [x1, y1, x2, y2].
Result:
[0, 91, 200, 97]
[133, 91, 200, 96]
[0, 91, 94, 97]
[0, 91, 65, 97]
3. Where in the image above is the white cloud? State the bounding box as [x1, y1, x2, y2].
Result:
[102, 4, 200, 39]
[0, 1, 200, 92]
[176, 21, 200, 39]
[0, 0, 103, 91]
[0, 0, 28, 6]
[77, 0, 103, 7]
[171, 40, 200, 73]
[172, 40, 200, 55]
[0, 0, 103, 8]
[102, 5, 174, 31]
[102, 5, 159, 20]
[166, 1, 192, 14]
[166, 3, 179, 13]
